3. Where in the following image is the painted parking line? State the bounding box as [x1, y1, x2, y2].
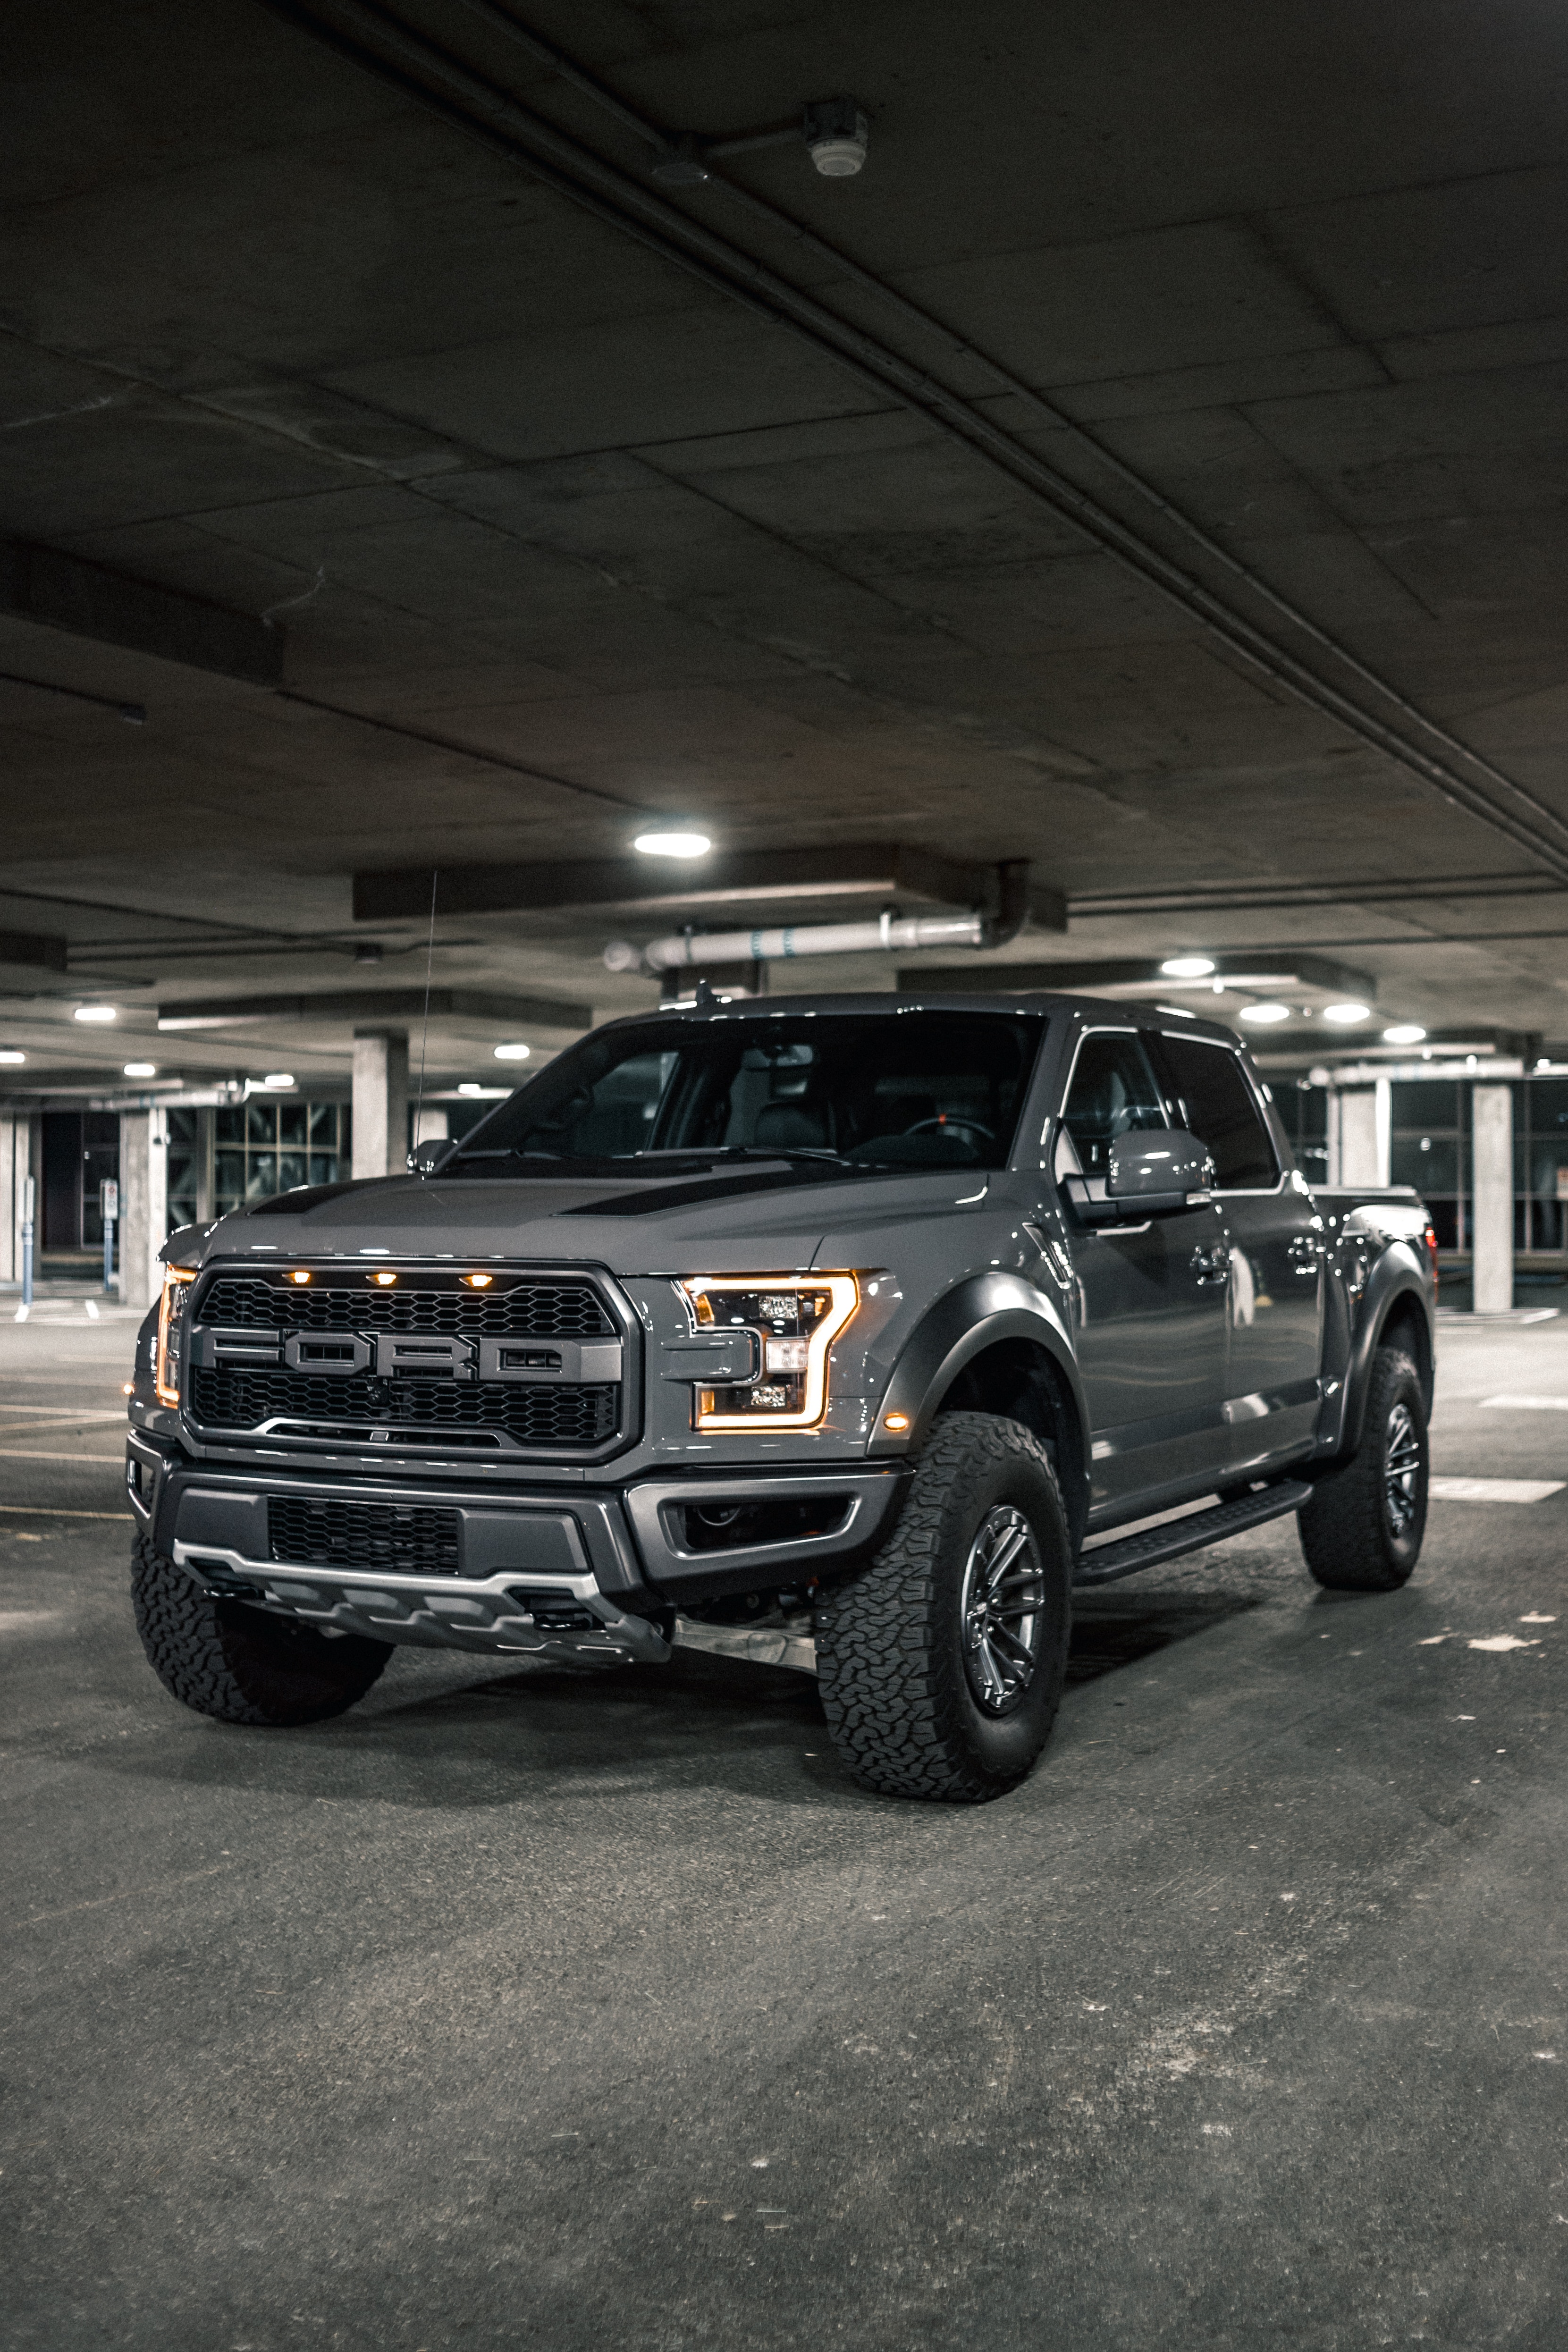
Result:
[0, 1506, 134, 1520]
[1429, 1475, 1566, 1504]
[0, 1450, 125, 1464]
[0, 1610, 62, 1634]
[1481, 1395, 1568, 1410]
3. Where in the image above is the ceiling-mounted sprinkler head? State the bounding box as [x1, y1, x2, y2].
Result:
[804, 96, 868, 176]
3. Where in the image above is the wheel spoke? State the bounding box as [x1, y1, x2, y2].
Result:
[959, 1503, 1047, 1715]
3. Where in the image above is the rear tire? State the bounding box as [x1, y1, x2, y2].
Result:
[1298, 1347, 1428, 1592]
[131, 1535, 391, 1725]
[814, 1412, 1072, 1802]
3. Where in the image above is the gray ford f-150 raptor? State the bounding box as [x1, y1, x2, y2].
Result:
[126, 992, 1436, 1802]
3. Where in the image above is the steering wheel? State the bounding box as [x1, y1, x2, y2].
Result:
[906, 1115, 995, 1147]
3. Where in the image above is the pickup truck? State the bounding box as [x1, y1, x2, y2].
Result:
[126, 992, 1436, 1803]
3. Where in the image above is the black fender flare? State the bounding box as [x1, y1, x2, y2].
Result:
[870, 1271, 1091, 1531]
[1319, 1242, 1434, 1464]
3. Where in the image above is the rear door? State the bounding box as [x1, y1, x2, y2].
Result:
[1152, 1030, 1324, 1474]
[1053, 1027, 1232, 1512]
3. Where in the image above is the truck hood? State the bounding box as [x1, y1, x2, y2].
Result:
[175, 1163, 996, 1279]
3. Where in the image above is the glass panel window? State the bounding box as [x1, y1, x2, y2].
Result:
[454, 1013, 1045, 1176]
[1059, 1032, 1167, 1177]
[1392, 1136, 1459, 1193]
[1158, 1036, 1278, 1190]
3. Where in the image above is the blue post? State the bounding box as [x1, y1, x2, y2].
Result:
[21, 1174, 34, 1309]
[101, 1177, 118, 1294]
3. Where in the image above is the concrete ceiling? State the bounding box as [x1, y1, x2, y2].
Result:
[6, 0, 1568, 1092]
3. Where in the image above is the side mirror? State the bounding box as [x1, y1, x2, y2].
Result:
[1062, 1127, 1214, 1225]
[1108, 1127, 1213, 1204]
[407, 1137, 458, 1177]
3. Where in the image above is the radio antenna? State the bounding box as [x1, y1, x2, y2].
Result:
[412, 867, 438, 1169]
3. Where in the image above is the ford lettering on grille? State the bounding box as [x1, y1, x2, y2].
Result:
[185, 1267, 627, 1454]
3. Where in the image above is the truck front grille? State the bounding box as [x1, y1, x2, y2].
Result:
[269, 1496, 462, 1576]
[200, 1273, 612, 1340]
[191, 1365, 619, 1450]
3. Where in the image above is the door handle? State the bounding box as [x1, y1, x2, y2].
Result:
[1189, 1244, 1231, 1286]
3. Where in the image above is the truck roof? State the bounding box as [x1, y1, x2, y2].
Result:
[602, 989, 1249, 1051]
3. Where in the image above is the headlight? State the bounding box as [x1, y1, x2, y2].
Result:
[155, 1265, 197, 1407]
[679, 1274, 858, 1431]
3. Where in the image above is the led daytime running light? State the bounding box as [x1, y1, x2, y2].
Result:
[155, 1265, 197, 1407]
[679, 1273, 859, 1431]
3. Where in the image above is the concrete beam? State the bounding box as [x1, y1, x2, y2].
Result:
[897, 952, 1376, 999]
[353, 847, 1067, 930]
[0, 932, 68, 976]
[0, 542, 282, 688]
[156, 988, 592, 1031]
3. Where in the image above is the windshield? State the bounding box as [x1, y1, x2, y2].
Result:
[451, 1011, 1046, 1176]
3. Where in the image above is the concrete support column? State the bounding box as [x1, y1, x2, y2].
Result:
[118, 1108, 168, 1310]
[352, 1030, 409, 1180]
[0, 1115, 34, 1284]
[194, 1106, 216, 1226]
[1337, 1082, 1391, 1188]
[1472, 1083, 1514, 1314]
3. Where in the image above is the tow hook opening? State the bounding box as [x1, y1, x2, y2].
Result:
[506, 1588, 599, 1632]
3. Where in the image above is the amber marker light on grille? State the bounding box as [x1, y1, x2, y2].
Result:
[287, 1270, 312, 1284]
[155, 1267, 197, 1407]
[371, 1271, 398, 1286]
[463, 1273, 495, 1288]
[679, 1273, 859, 1432]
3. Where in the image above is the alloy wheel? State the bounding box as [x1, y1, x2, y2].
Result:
[959, 1503, 1046, 1715]
[1384, 1399, 1423, 1535]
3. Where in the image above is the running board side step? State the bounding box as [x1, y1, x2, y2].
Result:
[1073, 1479, 1313, 1588]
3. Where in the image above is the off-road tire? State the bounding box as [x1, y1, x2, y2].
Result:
[1298, 1346, 1428, 1593]
[131, 1535, 391, 1725]
[814, 1412, 1072, 1802]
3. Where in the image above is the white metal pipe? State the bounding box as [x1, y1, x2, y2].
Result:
[607, 911, 985, 975]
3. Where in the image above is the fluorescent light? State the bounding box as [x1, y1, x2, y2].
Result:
[261, 1072, 296, 1088]
[1160, 956, 1215, 979]
[0, 1049, 25, 1065]
[493, 1042, 531, 1062]
[1240, 1002, 1291, 1025]
[74, 1004, 117, 1023]
[1382, 1024, 1426, 1046]
[458, 1082, 484, 1096]
[123, 1062, 157, 1078]
[1155, 1004, 1197, 1019]
[633, 826, 712, 858]
[1323, 1002, 1370, 1025]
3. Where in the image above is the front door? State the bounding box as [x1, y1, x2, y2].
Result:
[1153, 1030, 1324, 1474]
[1054, 1028, 1232, 1513]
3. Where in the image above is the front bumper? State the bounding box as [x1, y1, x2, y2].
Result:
[126, 1431, 907, 1664]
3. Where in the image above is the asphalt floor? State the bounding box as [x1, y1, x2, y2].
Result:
[2, 1305, 1565, 2351]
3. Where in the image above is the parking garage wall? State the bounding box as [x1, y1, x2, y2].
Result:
[1276, 1076, 1568, 1257]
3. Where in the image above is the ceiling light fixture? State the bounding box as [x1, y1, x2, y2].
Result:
[632, 824, 712, 858]
[261, 1072, 296, 1088]
[123, 1062, 157, 1078]
[1160, 956, 1215, 979]
[493, 1042, 531, 1061]
[1323, 1003, 1371, 1025]
[1239, 1002, 1291, 1025]
[0, 1049, 25, 1065]
[805, 96, 869, 176]
[1383, 1024, 1426, 1046]
[74, 1004, 117, 1023]
[458, 1082, 485, 1096]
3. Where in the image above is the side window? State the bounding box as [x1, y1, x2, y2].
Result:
[1059, 1033, 1167, 1177]
[1159, 1036, 1278, 1190]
